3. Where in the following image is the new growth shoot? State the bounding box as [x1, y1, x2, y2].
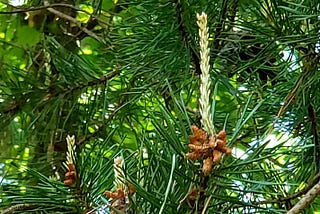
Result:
[197, 12, 216, 138]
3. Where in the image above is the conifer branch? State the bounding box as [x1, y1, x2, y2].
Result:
[0, 2, 83, 15]
[0, 204, 36, 214]
[1, 70, 120, 117]
[308, 104, 319, 171]
[287, 179, 320, 214]
[44, 4, 104, 44]
[252, 173, 320, 205]
[54, 73, 132, 147]
[0, 2, 110, 26]
[76, 97, 127, 146]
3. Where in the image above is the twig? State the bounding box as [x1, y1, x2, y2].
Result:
[52, 88, 127, 148]
[308, 104, 319, 172]
[0, 204, 36, 214]
[45, 6, 105, 44]
[276, 76, 303, 119]
[76, 100, 123, 146]
[2, 70, 120, 117]
[253, 173, 320, 205]
[1, 1, 107, 43]
[0, 2, 111, 27]
[0, 3, 81, 14]
[287, 179, 320, 214]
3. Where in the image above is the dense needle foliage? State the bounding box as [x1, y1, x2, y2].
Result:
[0, 0, 320, 213]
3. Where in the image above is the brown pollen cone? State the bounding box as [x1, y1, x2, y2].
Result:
[64, 163, 77, 186]
[215, 130, 231, 155]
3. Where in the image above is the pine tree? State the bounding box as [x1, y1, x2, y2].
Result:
[1, 0, 320, 213]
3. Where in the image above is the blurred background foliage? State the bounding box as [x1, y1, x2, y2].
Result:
[0, 0, 320, 213]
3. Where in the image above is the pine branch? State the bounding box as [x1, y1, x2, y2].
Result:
[276, 51, 320, 119]
[57, 76, 136, 147]
[253, 173, 320, 205]
[1, 69, 121, 135]
[2, 0, 102, 45]
[1, 70, 120, 116]
[287, 179, 320, 214]
[0, 2, 85, 14]
[0, 204, 36, 214]
[53, 98, 122, 149]
[76, 101, 122, 146]
[44, 4, 105, 44]
[308, 104, 319, 172]
[0, 2, 110, 26]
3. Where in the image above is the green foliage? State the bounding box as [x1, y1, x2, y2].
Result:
[16, 26, 42, 46]
[1, 0, 320, 213]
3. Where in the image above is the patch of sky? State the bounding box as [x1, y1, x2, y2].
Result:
[280, 46, 299, 72]
[9, 0, 24, 6]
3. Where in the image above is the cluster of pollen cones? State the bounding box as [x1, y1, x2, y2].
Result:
[105, 186, 135, 214]
[64, 163, 77, 186]
[187, 125, 231, 175]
